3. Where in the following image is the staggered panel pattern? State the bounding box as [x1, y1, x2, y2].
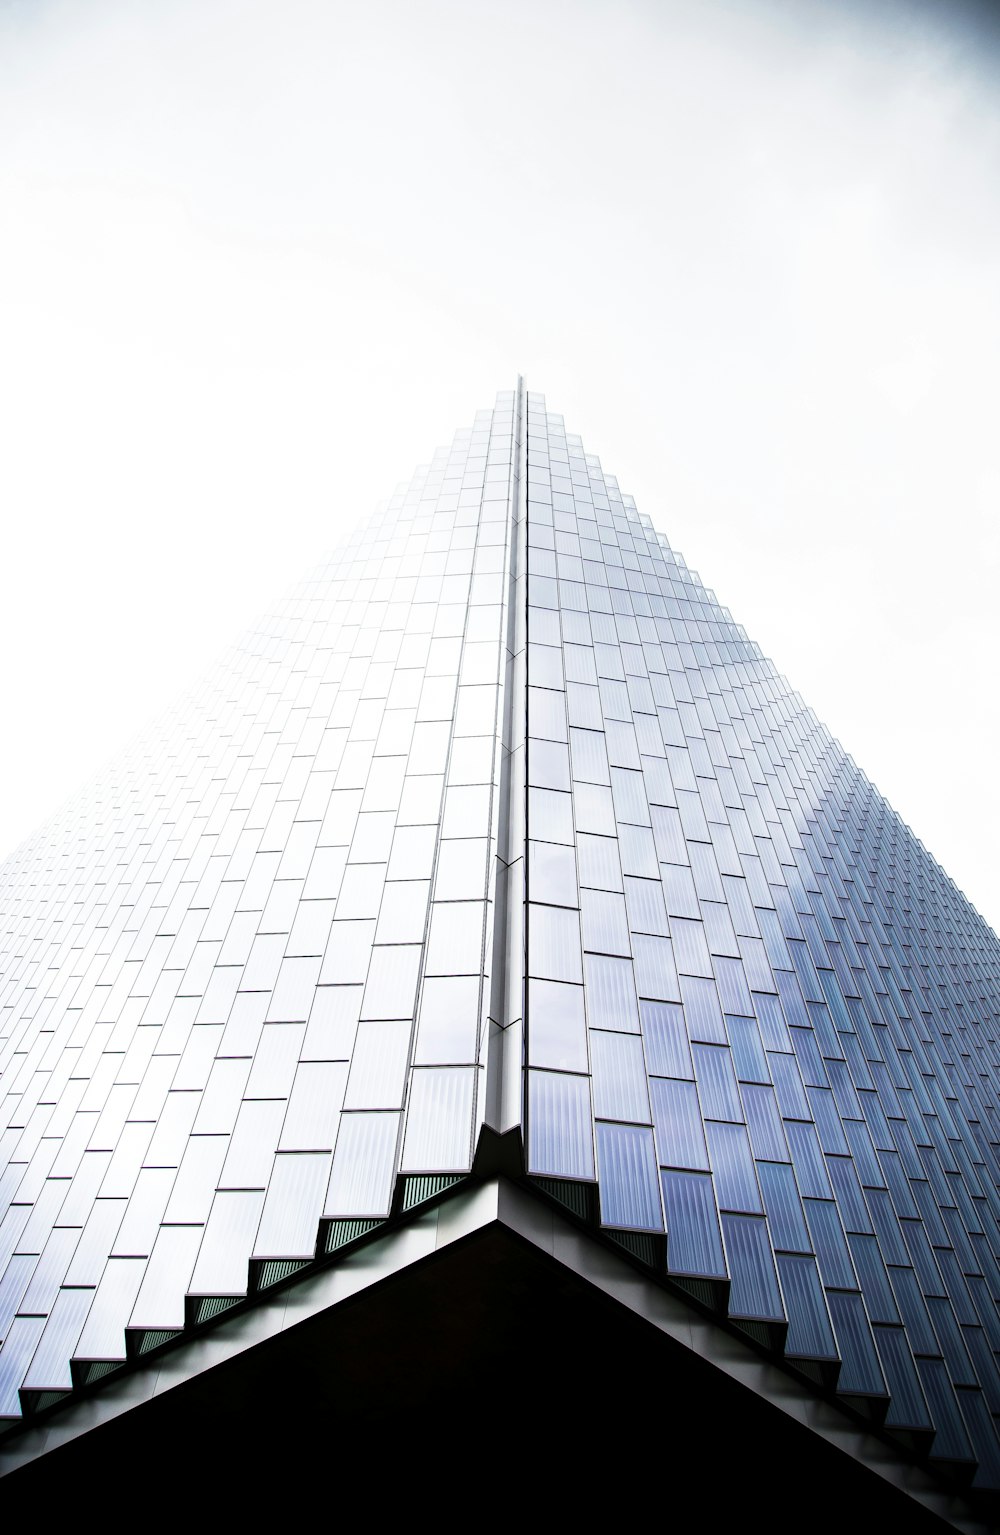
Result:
[0, 394, 520, 1410]
[1, 383, 999, 1496]
[521, 391, 1000, 1485]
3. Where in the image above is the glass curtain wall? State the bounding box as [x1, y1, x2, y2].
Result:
[1, 384, 999, 1490]
[521, 389, 1000, 1486]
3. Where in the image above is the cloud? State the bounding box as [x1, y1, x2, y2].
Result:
[1, 0, 999, 923]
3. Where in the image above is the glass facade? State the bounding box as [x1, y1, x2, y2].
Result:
[1, 384, 999, 1498]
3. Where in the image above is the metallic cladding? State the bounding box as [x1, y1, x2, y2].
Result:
[0, 385, 999, 1493]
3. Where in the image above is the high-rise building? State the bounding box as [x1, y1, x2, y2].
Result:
[1, 385, 998, 1527]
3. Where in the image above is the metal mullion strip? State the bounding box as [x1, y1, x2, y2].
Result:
[484, 376, 527, 1135]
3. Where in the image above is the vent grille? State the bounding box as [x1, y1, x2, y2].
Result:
[401, 1174, 464, 1210]
[531, 1177, 597, 1222]
[325, 1218, 383, 1254]
[733, 1319, 775, 1349]
[77, 1359, 125, 1386]
[190, 1296, 242, 1326]
[671, 1276, 730, 1313]
[134, 1328, 182, 1357]
[19, 1390, 70, 1416]
[255, 1258, 310, 1290]
[606, 1230, 663, 1268]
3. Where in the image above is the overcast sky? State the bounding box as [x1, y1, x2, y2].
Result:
[2, 0, 999, 929]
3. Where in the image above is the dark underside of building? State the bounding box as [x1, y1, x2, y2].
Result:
[2, 1170, 994, 1532]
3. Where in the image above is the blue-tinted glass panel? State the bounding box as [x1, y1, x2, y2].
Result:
[650, 1078, 709, 1171]
[804, 1199, 858, 1291]
[757, 1161, 810, 1253]
[877, 1326, 933, 1429]
[662, 1171, 727, 1278]
[590, 1031, 650, 1123]
[528, 1071, 595, 1181]
[827, 1290, 887, 1396]
[596, 1123, 663, 1231]
[640, 1001, 692, 1078]
[778, 1255, 838, 1359]
[705, 1122, 763, 1213]
[917, 1358, 975, 1463]
[723, 1214, 784, 1320]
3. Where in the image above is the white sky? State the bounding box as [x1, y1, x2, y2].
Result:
[1, 0, 999, 928]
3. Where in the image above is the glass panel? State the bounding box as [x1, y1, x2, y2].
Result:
[303, 985, 362, 1060]
[375, 881, 431, 943]
[641, 1001, 692, 1078]
[244, 1025, 306, 1099]
[190, 1190, 266, 1294]
[596, 1123, 662, 1231]
[705, 1121, 763, 1213]
[722, 1214, 784, 1320]
[343, 1019, 412, 1109]
[527, 787, 575, 844]
[279, 1062, 349, 1148]
[527, 739, 571, 792]
[220, 1100, 286, 1189]
[23, 1287, 94, 1390]
[528, 840, 579, 908]
[112, 1168, 175, 1258]
[527, 979, 588, 1072]
[20, 1228, 80, 1314]
[661, 862, 700, 919]
[727, 1014, 770, 1083]
[325, 1112, 400, 1218]
[573, 782, 617, 837]
[401, 1068, 476, 1170]
[360, 946, 422, 1021]
[253, 1153, 329, 1258]
[266, 957, 322, 1022]
[803, 1199, 857, 1290]
[680, 975, 725, 1041]
[662, 1170, 727, 1278]
[777, 1254, 838, 1358]
[650, 1078, 710, 1170]
[320, 920, 377, 985]
[583, 954, 639, 1031]
[849, 1234, 900, 1324]
[669, 917, 713, 978]
[576, 832, 622, 891]
[425, 902, 484, 975]
[387, 825, 438, 880]
[164, 1139, 230, 1224]
[130, 1225, 204, 1329]
[827, 1290, 887, 1396]
[0, 1258, 36, 1340]
[75, 1257, 146, 1361]
[692, 1044, 742, 1121]
[0, 1319, 47, 1415]
[590, 1031, 649, 1122]
[757, 1160, 810, 1252]
[570, 729, 610, 786]
[528, 904, 583, 984]
[580, 889, 630, 956]
[414, 975, 481, 1064]
[623, 876, 668, 935]
[434, 839, 489, 901]
[917, 1358, 975, 1461]
[527, 1071, 595, 1181]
